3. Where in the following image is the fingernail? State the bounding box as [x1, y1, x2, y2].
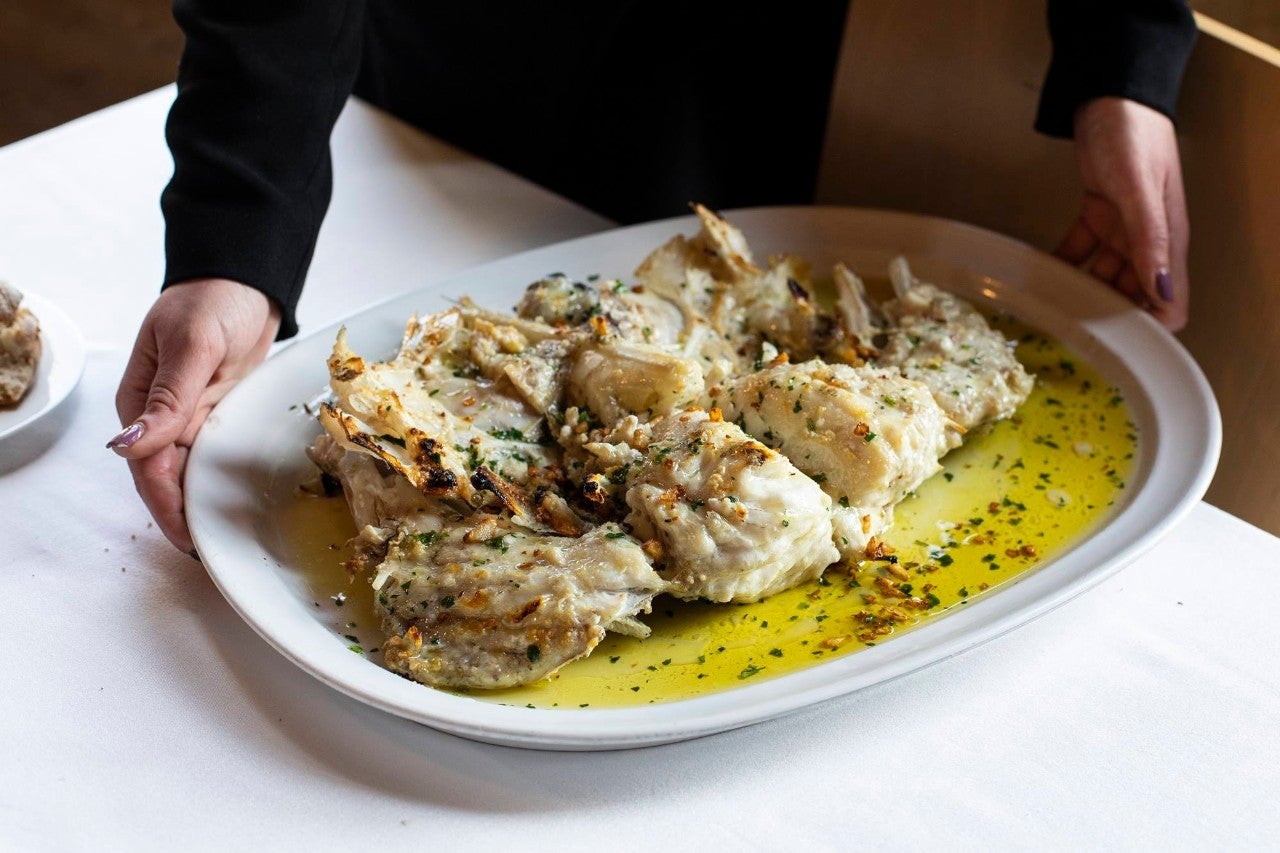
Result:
[106, 422, 144, 450]
[1156, 269, 1174, 303]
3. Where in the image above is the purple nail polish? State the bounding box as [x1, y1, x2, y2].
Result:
[106, 422, 144, 450]
[1156, 269, 1174, 303]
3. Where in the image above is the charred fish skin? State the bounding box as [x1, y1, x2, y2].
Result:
[312, 313, 667, 691]
[375, 521, 665, 690]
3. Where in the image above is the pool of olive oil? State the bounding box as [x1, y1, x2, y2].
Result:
[279, 318, 1136, 710]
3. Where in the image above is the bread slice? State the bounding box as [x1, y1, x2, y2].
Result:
[0, 281, 20, 326]
[0, 283, 42, 406]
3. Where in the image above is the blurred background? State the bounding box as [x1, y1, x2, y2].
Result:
[0, 0, 178, 145]
[0, 0, 1276, 146]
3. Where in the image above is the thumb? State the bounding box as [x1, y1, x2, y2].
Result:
[109, 331, 222, 458]
[1116, 181, 1174, 308]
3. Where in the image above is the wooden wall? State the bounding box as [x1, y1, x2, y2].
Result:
[0, 0, 180, 146]
[1194, 0, 1280, 47]
[819, 2, 1280, 536]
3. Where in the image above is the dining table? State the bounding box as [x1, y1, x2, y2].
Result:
[2, 87, 1277, 851]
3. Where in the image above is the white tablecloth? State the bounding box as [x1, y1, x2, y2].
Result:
[2, 89, 1277, 851]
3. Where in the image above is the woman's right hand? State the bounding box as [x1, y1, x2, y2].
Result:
[109, 278, 281, 555]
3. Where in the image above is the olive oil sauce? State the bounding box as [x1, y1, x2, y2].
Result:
[279, 318, 1136, 709]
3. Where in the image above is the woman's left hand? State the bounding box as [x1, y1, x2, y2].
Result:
[1055, 97, 1191, 331]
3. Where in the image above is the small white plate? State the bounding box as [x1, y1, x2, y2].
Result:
[0, 293, 86, 443]
[186, 207, 1220, 750]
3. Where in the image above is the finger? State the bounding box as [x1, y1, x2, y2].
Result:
[128, 444, 194, 552]
[1079, 193, 1128, 254]
[1153, 166, 1191, 331]
[1099, 220, 1130, 256]
[1113, 177, 1172, 312]
[115, 325, 158, 427]
[1054, 219, 1099, 265]
[110, 327, 222, 458]
[1115, 265, 1147, 306]
[1166, 158, 1190, 272]
[178, 398, 218, 449]
[1089, 248, 1127, 285]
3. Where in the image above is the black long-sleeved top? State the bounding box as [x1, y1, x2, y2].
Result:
[160, 1, 1197, 339]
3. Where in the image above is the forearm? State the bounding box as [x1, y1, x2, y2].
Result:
[1036, 0, 1197, 138]
[161, 0, 366, 339]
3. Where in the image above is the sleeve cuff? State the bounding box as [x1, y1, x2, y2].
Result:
[161, 189, 321, 340]
[1035, 1, 1198, 139]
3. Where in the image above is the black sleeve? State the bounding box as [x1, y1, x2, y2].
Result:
[160, 0, 366, 339]
[1035, 0, 1197, 139]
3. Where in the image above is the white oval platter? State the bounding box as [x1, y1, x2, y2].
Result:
[185, 207, 1219, 750]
